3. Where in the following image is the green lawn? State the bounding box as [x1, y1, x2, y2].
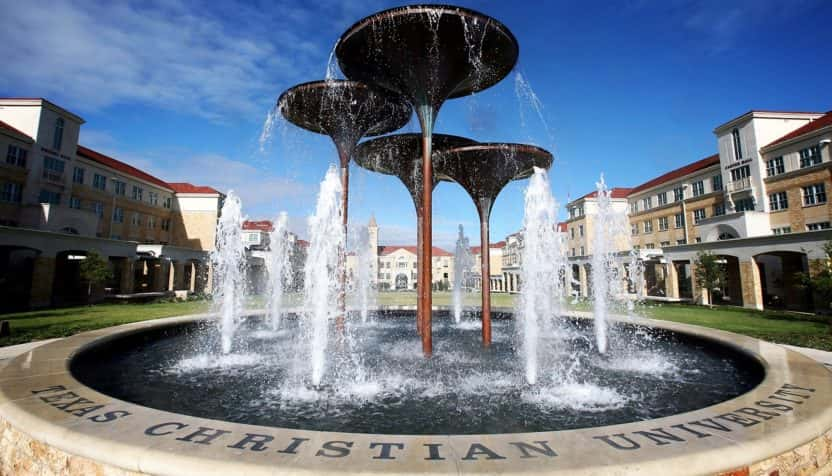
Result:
[0, 300, 210, 347]
[2, 293, 830, 351]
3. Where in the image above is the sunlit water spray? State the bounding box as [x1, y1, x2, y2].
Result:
[590, 175, 631, 353]
[302, 165, 344, 386]
[517, 168, 566, 384]
[356, 227, 376, 323]
[265, 212, 292, 330]
[452, 225, 474, 323]
[212, 191, 247, 354]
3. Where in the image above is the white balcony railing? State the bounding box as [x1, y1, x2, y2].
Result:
[727, 176, 751, 193]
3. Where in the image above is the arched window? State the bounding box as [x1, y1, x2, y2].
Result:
[731, 128, 742, 161]
[53, 117, 65, 151]
[718, 232, 736, 240]
[61, 226, 79, 235]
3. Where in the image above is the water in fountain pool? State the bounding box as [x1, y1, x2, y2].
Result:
[71, 311, 763, 435]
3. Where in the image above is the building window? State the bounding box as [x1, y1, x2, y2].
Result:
[766, 157, 785, 177]
[803, 184, 827, 206]
[713, 203, 726, 216]
[5, 145, 27, 167]
[772, 227, 791, 235]
[113, 207, 124, 223]
[735, 197, 755, 212]
[38, 189, 61, 205]
[93, 201, 104, 217]
[646, 243, 655, 249]
[630, 202, 638, 214]
[673, 186, 684, 202]
[147, 216, 156, 229]
[131, 213, 141, 226]
[660, 241, 670, 247]
[768, 191, 788, 211]
[730, 165, 751, 184]
[657, 192, 668, 206]
[161, 218, 171, 231]
[42, 156, 65, 181]
[674, 213, 685, 229]
[642, 197, 652, 210]
[93, 174, 106, 191]
[807, 222, 831, 231]
[631, 223, 638, 236]
[0, 183, 22, 203]
[72, 167, 84, 184]
[163, 197, 172, 209]
[676, 239, 687, 245]
[580, 246, 585, 256]
[643, 220, 653, 233]
[571, 248, 575, 257]
[570, 228, 575, 239]
[114, 180, 126, 196]
[712, 174, 723, 192]
[579, 224, 584, 237]
[658, 216, 669, 231]
[53, 118, 65, 151]
[799, 145, 822, 168]
[693, 208, 706, 223]
[692, 180, 705, 197]
[731, 128, 743, 160]
[69, 196, 81, 209]
[132, 186, 143, 201]
[149, 192, 159, 206]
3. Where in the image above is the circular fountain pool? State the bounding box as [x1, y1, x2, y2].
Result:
[3, 312, 832, 476]
[70, 311, 763, 435]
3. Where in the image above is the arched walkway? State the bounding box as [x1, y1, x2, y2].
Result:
[754, 251, 812, 312]
[0, 246, 40, 312]
[52, 250, 89, 306]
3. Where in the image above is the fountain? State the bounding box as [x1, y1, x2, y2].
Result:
[434, 143, 553, 344]
[5, 5, 832, 475]
[451, 224, 473, 324]
[278, 80, 411, 318]
[353, 132, 476, 334]
[211, 191, 246, 354]
[265, 211, 292, 330]
[337, 5, 518, 354]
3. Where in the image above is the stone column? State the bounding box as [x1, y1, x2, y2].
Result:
[579, 264, 588, 298]
[152, 260, 167, 292]
[119, 258, 134, 294]
[739, 259, 764, 310]
[29, 256, 55, 308]
[664, 262, 679, 299]
[172, 261, 186, 290]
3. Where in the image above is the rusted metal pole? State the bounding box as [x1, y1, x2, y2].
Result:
[415, 210, 423, 335]
[479, 204, 492, 347]
[337, 157, 350, 334]
[420, 132, 433, 356]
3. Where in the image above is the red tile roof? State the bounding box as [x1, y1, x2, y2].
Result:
[628, 154, 720, 195]
[77, 145, 173, 190]
[0, 120, 33, 142]
[167, 182, 221, 195]
[765, 111, 832, 149]
[581, 187, 633, 199]
[470, 241, 506, 255]
[379, 245, 452, 257]
[557, 222, 568, 233]
[242, 220, 273, 231]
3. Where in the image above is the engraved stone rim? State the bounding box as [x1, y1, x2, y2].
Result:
[1, 310, 832, 475]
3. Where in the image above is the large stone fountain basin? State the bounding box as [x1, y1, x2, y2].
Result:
[1, 311, 831, 475]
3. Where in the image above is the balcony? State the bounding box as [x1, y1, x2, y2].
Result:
[727, 177, 752, 193]
[695, 211, 771, 242]
[41, 170, 65, 185]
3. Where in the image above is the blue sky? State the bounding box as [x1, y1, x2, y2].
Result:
[2, 0, 830, 248]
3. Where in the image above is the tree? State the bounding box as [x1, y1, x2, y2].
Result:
[79, 251, 113, 302]
[797, 241, 832, 315]
[694, 251, 725, 307]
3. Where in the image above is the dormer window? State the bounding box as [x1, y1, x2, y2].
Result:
[731, 128, 742, 161]
[53, 118, 65, 151]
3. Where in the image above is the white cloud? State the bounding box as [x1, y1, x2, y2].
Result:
[0, 0, 327, 120]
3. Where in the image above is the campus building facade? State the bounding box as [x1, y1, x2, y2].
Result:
[0, 98, 222, 311]
[564, 109, 832, 311]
